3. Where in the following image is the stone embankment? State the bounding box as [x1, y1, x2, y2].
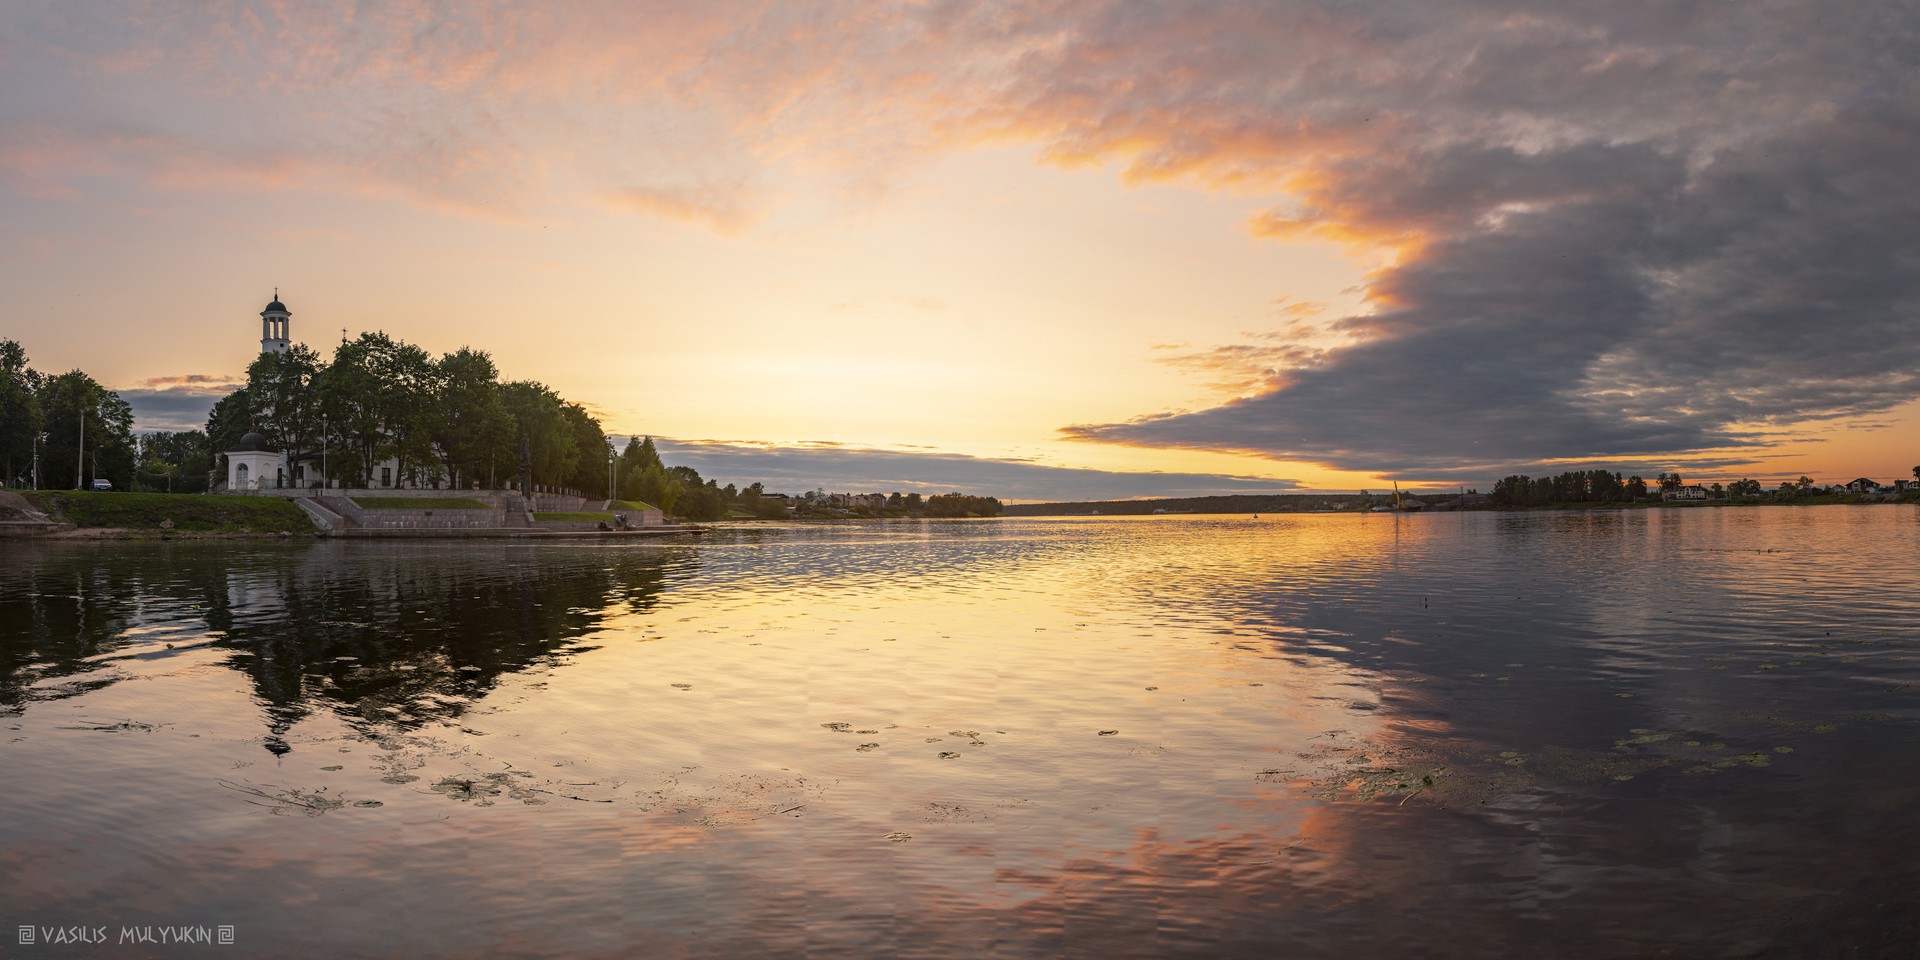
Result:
[0, 488, 687, 539]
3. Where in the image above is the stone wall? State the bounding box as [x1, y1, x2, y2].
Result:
[318, 497, 505, 529]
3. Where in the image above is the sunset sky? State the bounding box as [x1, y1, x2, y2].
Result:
[4, 2, 1916, 499]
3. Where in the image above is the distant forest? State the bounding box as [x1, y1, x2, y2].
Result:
[1004, 493, 1363, 516]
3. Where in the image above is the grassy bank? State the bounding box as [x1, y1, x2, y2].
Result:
[26, 490, 314, 534]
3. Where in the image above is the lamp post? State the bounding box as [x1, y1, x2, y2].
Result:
[321, 414, 328, 489]
[608, 451, 615, 504]
[75, 404, 85, 490]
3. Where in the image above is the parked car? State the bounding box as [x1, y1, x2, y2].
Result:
[89, 479, 113, 491]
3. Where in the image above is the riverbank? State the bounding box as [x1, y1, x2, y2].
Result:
[6, 490, 704, 539]
[16, 490, 315, 536]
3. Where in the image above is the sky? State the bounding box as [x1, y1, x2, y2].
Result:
[3, 1, 1917, 499]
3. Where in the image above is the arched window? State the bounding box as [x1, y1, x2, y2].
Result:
[236, 464, 249, 488]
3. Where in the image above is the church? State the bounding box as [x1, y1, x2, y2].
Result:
[223, 294, 411, 492]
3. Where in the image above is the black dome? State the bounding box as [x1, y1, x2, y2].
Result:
[263, 298, 288, 314]
[232, 431, 274, 452]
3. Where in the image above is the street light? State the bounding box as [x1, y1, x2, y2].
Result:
[608, 450, 615, 504]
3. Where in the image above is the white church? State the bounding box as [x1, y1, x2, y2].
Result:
[224, 294, 413, 492]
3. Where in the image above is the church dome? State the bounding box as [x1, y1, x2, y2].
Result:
[263, 298, 288, 314]
[232, 431, 274, 452]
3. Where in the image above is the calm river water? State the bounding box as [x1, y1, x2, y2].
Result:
[3, 510, 1918, 958]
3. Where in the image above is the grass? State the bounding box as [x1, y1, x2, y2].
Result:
[26, 490, 313, 533]
[352, 497, 492, 510]
[607, 499, 659, 511]
[533, 511, 616, 522]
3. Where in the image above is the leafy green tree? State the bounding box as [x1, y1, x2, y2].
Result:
[204, 388, 252, 483]
[500, 380, 577, 487]
[38, 371, 135, 490]
[560, 403, 611, 497]
[634, 463, 680, 513]
[368, 335, 437, 486]
[924, 493, 1003, 517]
[244, 343, 323, 483]
[0, 339, 45, 486]
[667, 465, 725, 520]
[137, 430, 212, 493]
[431, 348, 512, 489]
[317, 335, 391, 486]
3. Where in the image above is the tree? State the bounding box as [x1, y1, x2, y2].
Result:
[924, 492, 1004, 517]
[1626, 475, 1648, 499]
[560, 403, 611, 497]
[0, 339, 44, 487]
[137, 430, 212, 493]
[431, 348, 511, 489]
[244, 343, 323, 484]
[667, 465, 724, 520]
[1797, 476, 1815, 492]
[317, 335, 392, 486]
[38, 371, 135, 490]
[631, 463, 680, 513]
[366, 335, 437, 486]
[500, 381, 577, 487]
[205, 388, 253, 485]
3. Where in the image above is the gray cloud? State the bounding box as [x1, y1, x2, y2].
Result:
[1017, 2, 1920, 480]
[633, 438, 1301, 502]
[121, 380, 237, 434]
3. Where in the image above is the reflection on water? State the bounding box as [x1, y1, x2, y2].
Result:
[3, 510, 1918, 957]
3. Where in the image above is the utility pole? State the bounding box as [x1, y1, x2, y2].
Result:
[75, 405, 84, 490]
[608, 451, 615, 503]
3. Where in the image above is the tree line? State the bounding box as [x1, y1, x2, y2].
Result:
[4, 332, 1011, 520]
[1488, 470, 1861, 506]
[0, 339, 138, 490]
[209, 335, 618, 495]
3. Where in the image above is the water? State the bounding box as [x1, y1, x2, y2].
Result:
[3, 510, 1918, 957]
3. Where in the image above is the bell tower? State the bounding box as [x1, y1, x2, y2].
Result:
[260, 290, 291, 355]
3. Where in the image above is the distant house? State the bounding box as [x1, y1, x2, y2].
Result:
[1663, 485, 1709, 501]
[1845, 478, 1882, 494]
